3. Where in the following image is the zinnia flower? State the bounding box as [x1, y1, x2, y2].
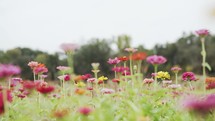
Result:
[0, 90, 13, 114]
[168, 84, 181, 89]
[195, 29, 209, 37]
[206, 82, 215, 90]
[87, 78, 96, 83]
[58, 74, 71, 81]
[182, 72, 197, 81]
[36, 82, 55, 94]
[124, 48, 137, 53]
[156, 71, 170, 80]
[56, 66, 71, 71]
[91, 63, 100, 70]
[146, 55, 167, 65]
[22, 81, 36, 90]
[60, 43, 79, 53]
[101, 88, 115, 94]
[118, 56, 129, 61]
[143, 78, 154, 84]
[28, 61, 39, 69]
[132, 52, 147, 60]
[171, 66, 182, 73]
[78, 107, 92, 116]
[0, 64, 21, 78]
[107, 57, 121, 65]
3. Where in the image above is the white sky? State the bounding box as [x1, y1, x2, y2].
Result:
[0, 0, 215, 53]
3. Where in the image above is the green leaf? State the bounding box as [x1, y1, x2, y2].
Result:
[205, 62, 212, 71]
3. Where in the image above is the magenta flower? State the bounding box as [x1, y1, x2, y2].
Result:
[0, 64, 21, 78]
[27, 61, 39, 69]
[87, 78, 96, 83]
[196, 29, 209, 37]
[112, 66, 129, 72]
[78, 107, 92, 116]
[81, 74, 92, 80]
[33, 66, 48, 75]
[58, 74, 71, 81]
[60, 43, 79, 52]
[146, 55, 167, 65]
[107, 57, 121, 65]
[182, 72, 197, 81]
[183, 94, 215, 115]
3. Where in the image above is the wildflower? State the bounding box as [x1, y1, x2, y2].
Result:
[195, 29, 209, 37]
[118, 56, 129, 61]
[75, 82, 86, 87]
[182, 72, 197, 81]
[171, 66, 182, 73]
[34, 65, 48, 75]
[91, 63, 100, 70]
[81, 74, 92, 80]
[146, 55, 167, 65]
[56, 66, 71, 71]
[206, 82, 215, 90]
[52, 109, 69, 118]
[60, 43, 79, 53]
[87, 78, 96, 83]
[98, 76, 108, 81]
[124, 48, 137, 53]
[22, 81, 36, 90]
[75, 88, 85, 95]
[132, 52, 147, 60]
[27, 61, 39, 69]
[101, 88, 115, 94]
[0, 90, 13, 114]
[183, 94, 215, 115]
[156, 71, 170, 80]
[107, 57, 121, 65]
[112, 78, 120, 83]
[58, 74, 70, 81]
[0, 64, 21, 78]
[36, 82, 55, 94]
[78, 107, 92, 116]
[205, 77, 215, 84]
[143, 78, 154, 84]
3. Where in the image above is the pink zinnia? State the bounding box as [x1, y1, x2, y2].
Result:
[182, 72, 197, 81]
[112, 66, 129, 72]
[60, 43, 79, 52]
[57, 75, 70, 81]
[34, 66, 48, 74]
[87, 78, 96, 83]
[171, 66, 182, 73]
[101, 88, 115, 94]
[143, 78, 154, 84]
[78, 107, 92, 116]
[107, 57, 121, 65]
[81, 74, 92, 80]
[37, 82, 55, 94]
[0, 64, 21, 78]
[146, 55, 167, 65]
[28, 61, 39, 69]
[195, 29, 209, 37]
[56, 66, 71, 71]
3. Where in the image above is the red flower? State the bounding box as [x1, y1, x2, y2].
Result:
[23, 81, 36, 90]
[112, 78, 120, 83]
[206, 82, 215, 90]
[37, 83, 55, 94]
[0, 90, 13, 114]
[118, 56, 129, 62]
[132, 52, 147, 60]
[78, 107, 92, 116]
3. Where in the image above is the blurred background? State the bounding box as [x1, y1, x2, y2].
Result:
[0, 0, 215, 80]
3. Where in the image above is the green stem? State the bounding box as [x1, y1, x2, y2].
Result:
[33, 72, 36, 82]
[67, 52, 74, 75]
[175, 73, 178, 85]
[114, 65, 117, 79]
[201, 37, 206, 92]
[129, 53, 133, 76]
[154, 65, 158, 89]
[188, 81, 193, 90]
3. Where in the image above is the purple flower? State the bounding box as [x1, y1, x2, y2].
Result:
[183, 94, 215, 115]
[0, 64, 21, 78]
[60, 43, 79, 52]
[182, 72, 197, 81]
[196, 29, 209, 37]
[107, 57, 121, 65]
[146, 55, 167, 65]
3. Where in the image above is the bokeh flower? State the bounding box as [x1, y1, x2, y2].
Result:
[107, 57, 121, 65]
[146, 55, 167, 65]
[132, 52, 147, 60]
[0, 64, 21, 78]
[78, 107, 92, 116]
[182, 72, 197, 81]
[156, 71, 170, 80]
[0, 90, 13, 114]
[143, 78, 154, 84]
[118, 56, 129, 61]
[56, 66, 71, 71]
[36, 82, 55, 94]
[124, 48, 137, 53]
[101, 88, 115, 94]
[195, 29, 209, 37]
[171, 66, 182, 73]
[60, 43, 79, 53]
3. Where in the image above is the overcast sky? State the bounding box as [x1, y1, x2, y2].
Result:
[0, 0, 215, 53]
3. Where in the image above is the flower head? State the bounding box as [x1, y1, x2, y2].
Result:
[124, 48, 137, 53]
[36, 82, 55, 94]
[0, 64, 21, 78]
[91, 63, 100, 70]
[112, 66, 129, 73]
[156, 71, 170, 80]
[98, 76, 108, 82]
[58, 74, 71, 81]
[87, 78, 96, 83]
[56, 66, 71, 71]
[60, 43, 79, 53]
[28, 61, 39, 69]
[146, 55, 167, 65]
[132, 52, 147, 60]
[171, 66, 182, 73]
[22, 81, 36, 90]
[182, 72, 197, 81]
[118, 56, 129, 62]
[81, 74, 92, 80]
[107, 57, 121, 65]
[112, 78, 120, 83]
[143, 78, 154, 84]
[75, 82, 86, 87]
[168, 84, 181, 89]
[75, 88, 85, 95]
[195, 29, 209, 37]
[101, 88, 115, 94]
[78, 107, 92, 116]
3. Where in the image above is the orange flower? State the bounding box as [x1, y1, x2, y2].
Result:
[205, 77, 215, 84]
[132, 52, 147, 60]
[75, 88, 85, 95]
[118, 56, 129, 62]
[52, 109, 69, 118]
[74, 75, 83, 82]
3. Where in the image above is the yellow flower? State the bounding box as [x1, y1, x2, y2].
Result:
[156, 71, 170, 80]
[75, 82, 86, 87]
[98, 76, 108, 81]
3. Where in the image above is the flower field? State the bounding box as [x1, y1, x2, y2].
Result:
[0, 29, 215, 121]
